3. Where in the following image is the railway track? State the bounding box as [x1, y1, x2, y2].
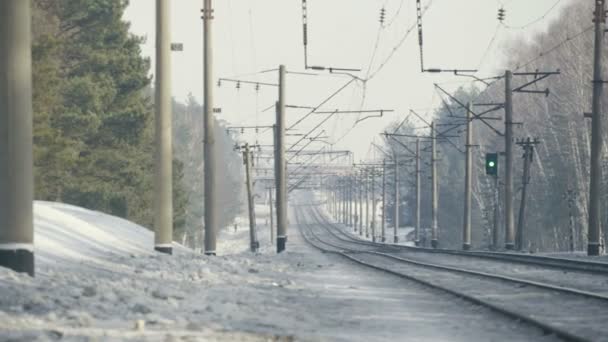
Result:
[324, 210, 608, 275]
[295, 204, 608, 342]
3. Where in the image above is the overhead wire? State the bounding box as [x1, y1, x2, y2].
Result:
[366, 0, 435, 81]
[476, 23, 502, 70]
[501, 0, 563, 30]
[386, 0, 406, 28]
[513, 24, 593, 71]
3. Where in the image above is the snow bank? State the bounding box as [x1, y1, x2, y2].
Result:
[33, 201, 188, 268]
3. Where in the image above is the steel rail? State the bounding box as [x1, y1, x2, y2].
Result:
[307, 207, 608, 303]
[314, 206, 608, 275]
[294, 206, 589, 342]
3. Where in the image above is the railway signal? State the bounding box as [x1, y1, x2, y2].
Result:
[486, 153, 498, 176]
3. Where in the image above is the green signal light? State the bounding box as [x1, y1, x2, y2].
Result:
[485, 153, 498, 175]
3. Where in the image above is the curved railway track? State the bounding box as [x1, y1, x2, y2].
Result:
[325, 210, 608, 275]
[295, 204, 608, 342]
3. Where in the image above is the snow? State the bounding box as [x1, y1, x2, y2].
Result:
[0, 200, 557, 341]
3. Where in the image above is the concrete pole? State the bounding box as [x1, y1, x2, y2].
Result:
[365, 169, 370, 238]
[354, 172, 359, 232]
[462, 102, 473, 250]
[342, 178, 348, 225]
[0, 0, 34, 276]
[588, 0, 605, 256]
[333, 185, 337, 219]
[567, 192, 576, 252]
[492, 175, 500, 250]
[203, 0, 217, 255]
[349, 176, 354, 227]
[394, 154, 400, 243]
[431, 122, 439, 248]
[154, 0, 173, 255]
[243, 144, 258, 253]
[371, 167, 376, 242]
[338, 179, 342, 222]
[381, 160, 387, 242]
[504, 70, 515, 250]
[339, 182, 342, 223]
[415, 139, 421, 246]
[276, 65, 288, 253]
[359, 170, 364, 235]
[334, 180, 339, 220]
[269, 187, 275, 243]
[516, 141, 534, 251]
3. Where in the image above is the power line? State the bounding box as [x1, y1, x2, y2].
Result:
[501, 0, 563, 30]
[386, 0, 406, 28]
[514, 24, 593, 71]
[365, 0, 435, 82]
[477, 23, 502, 70]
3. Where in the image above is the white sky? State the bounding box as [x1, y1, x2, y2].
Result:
[124, 0, 572, 161]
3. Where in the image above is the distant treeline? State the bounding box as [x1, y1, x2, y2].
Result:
[385, 0, 605, 252]
[31, 0, 243, 247]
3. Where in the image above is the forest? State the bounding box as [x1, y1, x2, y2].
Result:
[30, 0, 243, 248]
[384, 0, 605, 252]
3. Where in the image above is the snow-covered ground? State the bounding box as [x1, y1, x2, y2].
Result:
[0, 200, 559, 341]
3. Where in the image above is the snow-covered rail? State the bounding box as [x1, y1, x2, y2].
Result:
[296, 203, 608, 342]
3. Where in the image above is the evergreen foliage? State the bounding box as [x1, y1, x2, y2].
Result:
[31, 0, 243, 245]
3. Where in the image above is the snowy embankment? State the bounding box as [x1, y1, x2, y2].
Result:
[0, 201, 293, 341]
[34, 201, 189, 264]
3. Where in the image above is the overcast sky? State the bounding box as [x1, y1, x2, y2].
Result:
[124, 0, 573, 161]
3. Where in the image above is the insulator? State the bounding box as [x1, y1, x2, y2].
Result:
[236, 81, 241, 89]
[241, 128, 244, 133]
[255, 83, 260, 92]
[217, 79, 221, 87]
[497, 7, 506, 22]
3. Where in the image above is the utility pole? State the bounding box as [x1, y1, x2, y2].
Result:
[564, 189, 577, 252]
[343, 179, 348, 225]
[350, 175, 355, 228]
[341, 179, 345, 224]
[334, 182, 340, 222]
[381, 160, 387, 242]
[276, 65, 288, 253]
[504, 70, 515, 250]
[462, 102, 473, 250]
[242, 144, 259, 253]
[0, 0, 34, 276]
[269, 187, 275, 243]
[588, 0, 605, 256]
[393, 154, 400, 243]
[346, 177, 350, 225]
[371, 167, 377, 242]
[359, 169, 364, 235]
[202, 0, 217, 255]
[154, 0, 173, 255]
[365, 168, 370, 238]
[431, 121, 439, 248]
[516, 138, 539, 251]
[353, 173, 358, 232]
[415, 139, 421, 246]
[336, 179, 341, 221]
[492, 175, 500, 250]
[340, 179, 344, 223]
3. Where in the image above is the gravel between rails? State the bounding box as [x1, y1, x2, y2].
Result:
[298, 204, 608, 342]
